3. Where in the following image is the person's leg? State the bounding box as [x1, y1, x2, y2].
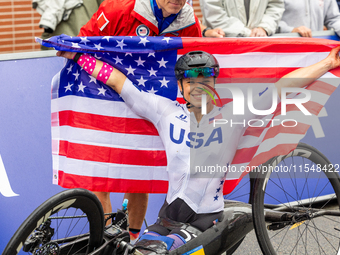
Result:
[93, 191, 112, 225]
[124, 193, 149, 242]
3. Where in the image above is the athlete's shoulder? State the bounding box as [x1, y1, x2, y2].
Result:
[100, 0, 135, 14]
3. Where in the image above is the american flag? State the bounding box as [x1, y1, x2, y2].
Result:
[37, 35, 340, 194]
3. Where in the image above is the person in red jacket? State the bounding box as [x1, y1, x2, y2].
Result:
[79, 0, 202, 37]
[78, 0, 219, 244]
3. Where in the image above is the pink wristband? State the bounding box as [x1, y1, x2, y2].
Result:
[77, 53, 96, 75]
[97, 63, 113, 84]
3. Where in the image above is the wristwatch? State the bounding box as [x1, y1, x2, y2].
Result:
[202, 27, 210, 37]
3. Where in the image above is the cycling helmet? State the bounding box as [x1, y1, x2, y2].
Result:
[174, 51, 220, 80]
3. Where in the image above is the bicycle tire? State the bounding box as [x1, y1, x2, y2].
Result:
[3, 188, 104, 255]
[252, 142, 340, 255]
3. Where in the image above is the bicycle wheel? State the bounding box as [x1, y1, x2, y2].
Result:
[252, 143, 340, 255]
[3, 188, 104, 255]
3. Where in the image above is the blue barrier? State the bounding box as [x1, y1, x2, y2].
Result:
[0, 53, 165, 253]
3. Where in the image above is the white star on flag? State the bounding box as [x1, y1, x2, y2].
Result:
[113, 56, 123, 64]
[126, 65, 136, 75]
[94, 54, 102, 59]
[125, 53, 133, 57]
[67, 64, 73, 74]
[135, 57, 146, 66]
[71, 42, 81, 48]
[162, 37, 172, 43]
[148, 53, 155, 57]
[102, 36, 112, 42]
[137, 76, 147, 86]
[98, 86, 107, 95]
[157, 58, 168, 68]
[147, 87, 158, 94]
[88, 75, 97, 84]
[80, 37, 90, 44]
[65, 82, 73, 92]
[73, 70, 80, 80]
[139, 37, 150, 46]
[78, 81, 86, 92]
[94, 43, 104, 50]
[148, 67, 158, 76]
[159, 77, 170, 88]
[116, 39, 127, 50]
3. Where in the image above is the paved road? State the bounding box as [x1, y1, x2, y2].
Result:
[228, 203, 340, 255]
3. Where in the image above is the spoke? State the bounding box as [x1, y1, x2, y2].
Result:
[288, 157, 301, 207]
[309, 217, 339, 252]
[276, 171, 292, 206]
[269, 223, 291, 252]
[225, 179, 249, 198]
[289, 219, 309, 254]
[310, 171, 324, 205]
[322, 215, 340, 224]
[311, 182, 336, 209]
[225, 193, 249, 201]
[307, 223, 340, 240]
[299, 158, 312, 205]
[305, 221, 327, 254]
[266, 178, 298, 206]
[65, 208, 76, 238]
[312, 215, 322, 254]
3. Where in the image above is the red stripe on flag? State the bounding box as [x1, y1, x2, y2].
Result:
[222, 179, 240, 194]
[232, 146, 259, 165]
[179, 38, 340, 55]
[274, 101, 323, 117]
[51, 112, 58, 126]
[56, 110, 159, 136]
[235, 143, 299, 181]
[243, 126, 266, 137]
[329, 67, 340, 77]
[57, 171, 168, 193]
[308, 80, 337, 95]
[58, 140, 167, 166]
[218, 67, 298, 80]
[263, 123, 310, 140]
[248, 143, 298, 171]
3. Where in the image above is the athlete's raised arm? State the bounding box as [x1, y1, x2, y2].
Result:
[275, 46, 340, 97]
[57, 51, 127, 94]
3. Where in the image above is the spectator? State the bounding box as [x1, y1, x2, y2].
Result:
[199, 0, 284, 37]
[33, 0, 104, 50]
[78, 0, 204, 244]
[278, 0, 340, 37]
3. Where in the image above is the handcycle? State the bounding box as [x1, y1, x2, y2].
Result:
[3, 142, 340, 255]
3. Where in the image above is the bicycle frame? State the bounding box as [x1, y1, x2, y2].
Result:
[90, 200, 340, 255]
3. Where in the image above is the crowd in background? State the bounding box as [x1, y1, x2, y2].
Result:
[33, 0, 340, 46]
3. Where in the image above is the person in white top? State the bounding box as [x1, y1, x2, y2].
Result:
[57, 46, 340, 253]
[278, 0, 340, 37]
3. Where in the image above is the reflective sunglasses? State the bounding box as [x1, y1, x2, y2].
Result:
[183, 67, 216, 78]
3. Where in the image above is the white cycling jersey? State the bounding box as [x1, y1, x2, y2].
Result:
[120, 79, 276, 214]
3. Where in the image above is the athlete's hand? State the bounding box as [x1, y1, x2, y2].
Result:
[292, 26, 312, 37]
[56, 51, 76, 60]
[324, 46, 340, 70]
[204, 28, 225, 38]
[250, 27, 267, 37]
